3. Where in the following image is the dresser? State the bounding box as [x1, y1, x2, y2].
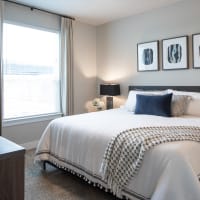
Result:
[0, 137, 25, 200]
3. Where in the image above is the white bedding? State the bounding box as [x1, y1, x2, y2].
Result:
[35, 108, 200, 200]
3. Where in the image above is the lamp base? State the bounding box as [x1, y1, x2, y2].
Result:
[106, 96, 113, 109]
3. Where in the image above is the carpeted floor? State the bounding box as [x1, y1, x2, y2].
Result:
[25, 150, 118, 200]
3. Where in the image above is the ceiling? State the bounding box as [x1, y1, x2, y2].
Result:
[13, 0, 184, 25]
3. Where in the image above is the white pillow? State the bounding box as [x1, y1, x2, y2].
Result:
[124, 90, 168, 112]
[168, 89, 200, 116]
[168, 89, 200, 99]
[186, 99, 200, 116]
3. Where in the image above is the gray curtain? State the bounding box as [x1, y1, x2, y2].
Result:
[60, 17, 74, 116]
[0, 1, 4, 136]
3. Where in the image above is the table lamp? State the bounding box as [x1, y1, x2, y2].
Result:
[100, 84, 120, 109]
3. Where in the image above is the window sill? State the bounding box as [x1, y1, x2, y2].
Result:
[3, 113, 62, 127]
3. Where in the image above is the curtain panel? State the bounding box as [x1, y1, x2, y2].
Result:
[0, 0, 3, 135]
[60, 17, 74, 116]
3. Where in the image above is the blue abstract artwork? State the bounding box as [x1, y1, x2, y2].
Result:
[142, 48, 153, 65]
[167, 44, 182, 63]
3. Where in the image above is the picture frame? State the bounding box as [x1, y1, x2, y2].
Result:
[192, 33, 200, 68]
[162, 36, 188, 70]
[137, 40, 159, 72]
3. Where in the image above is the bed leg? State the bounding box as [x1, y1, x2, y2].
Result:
[43, 161, 46, 170]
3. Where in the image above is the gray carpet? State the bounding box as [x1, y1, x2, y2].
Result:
[25, 150, 118, 200]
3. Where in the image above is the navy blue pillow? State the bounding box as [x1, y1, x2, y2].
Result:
[135, 93, 172, 117]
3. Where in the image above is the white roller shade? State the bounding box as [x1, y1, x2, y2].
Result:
[4, 1, 60, 31]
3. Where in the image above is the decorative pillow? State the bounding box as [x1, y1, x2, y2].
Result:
[124, 90, 168, 112]
[135, 93, 172, 117]
[168, 89, 200, 116]
[171, 95, 191, 116]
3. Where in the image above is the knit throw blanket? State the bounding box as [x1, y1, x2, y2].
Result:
[100, 126, 200, 197]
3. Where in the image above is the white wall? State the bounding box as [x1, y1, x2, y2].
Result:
[97, 0, 200, 103]
[2, 20, 97, 145]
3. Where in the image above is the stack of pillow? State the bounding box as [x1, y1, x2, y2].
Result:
[124, 89, 200, 117]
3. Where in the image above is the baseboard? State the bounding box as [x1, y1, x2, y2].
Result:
[20, 140, 38, 150]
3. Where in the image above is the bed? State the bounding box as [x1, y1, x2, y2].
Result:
[35, 86, 200, 200]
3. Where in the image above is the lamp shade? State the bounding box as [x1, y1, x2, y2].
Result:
[100, 84, 120, 96]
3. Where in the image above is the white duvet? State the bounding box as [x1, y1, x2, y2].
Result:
[35, 108, 200, 200]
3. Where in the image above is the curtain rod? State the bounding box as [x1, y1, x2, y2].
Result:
[3, 0, 75, 20]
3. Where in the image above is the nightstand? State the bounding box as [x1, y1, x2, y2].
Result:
[0, 136, 25, 200]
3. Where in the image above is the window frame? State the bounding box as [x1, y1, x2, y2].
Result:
[3, 112, 62, 127]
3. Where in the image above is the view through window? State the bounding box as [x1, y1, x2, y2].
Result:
[3, 23, 60, 119]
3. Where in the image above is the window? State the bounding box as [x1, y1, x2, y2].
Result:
[3, 23, 61, 120]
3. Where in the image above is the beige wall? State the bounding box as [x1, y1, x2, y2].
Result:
[73, 21, 97, 114]
[2, 21, 97, 144]
[2, 120, 50, 145]
[97, 0, 200, 103]
[4, 0, 200, 145]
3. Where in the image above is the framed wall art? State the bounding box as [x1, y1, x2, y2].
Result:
[137, 41, 159, 72]
[192, 33, 200, 68]
[162, 36, 188, 70]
